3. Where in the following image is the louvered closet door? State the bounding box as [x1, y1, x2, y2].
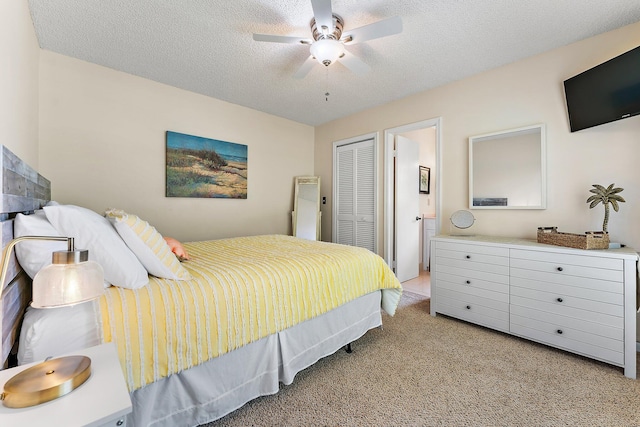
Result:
[335, 139, 376, 252]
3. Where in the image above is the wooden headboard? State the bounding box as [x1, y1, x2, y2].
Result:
[0, 146, 51, 368]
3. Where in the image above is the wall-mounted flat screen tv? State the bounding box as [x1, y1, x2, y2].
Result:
[563, 45, 640, 132]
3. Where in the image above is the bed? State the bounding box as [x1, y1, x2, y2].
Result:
[0, 145, 402, 426]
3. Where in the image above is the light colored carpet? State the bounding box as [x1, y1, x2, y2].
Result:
[206, 292, 640, 426]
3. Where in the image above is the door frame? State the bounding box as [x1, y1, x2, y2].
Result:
[332, 132, 379, 253]
[383, 118, 442, 268]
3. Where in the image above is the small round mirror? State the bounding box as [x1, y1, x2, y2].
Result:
[450, 210, 475, 229]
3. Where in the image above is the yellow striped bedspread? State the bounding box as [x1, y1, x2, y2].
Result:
[98, 234, 402, 391]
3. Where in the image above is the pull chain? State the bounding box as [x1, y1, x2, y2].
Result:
[325, 66, 330, 101]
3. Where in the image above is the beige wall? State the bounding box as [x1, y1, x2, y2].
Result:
[315, 21, 640, 254]
[38, 52, 315, 242]
[0, 1, 40, 167]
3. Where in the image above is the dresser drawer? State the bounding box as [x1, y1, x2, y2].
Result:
[510, 249, 623, 270]
[510, 305, 623, 341]
[434, 255, 509, 277]
[510, 276, 623, 305]
[437, 278, 508, 303]
[510, 249, 624, 282]
[510, 285, 623, 317]
[510, 268, 623, 294]
[437, 287, 509, 310]
[434, 249, 508, 268]
[434, 263, 509, 286]
[510, 295, 623, 328]
[510, 321, 624, 365]
[437, 271, 509, 295]
[436, 294, 509, 332]
[435, 241, 509, 258]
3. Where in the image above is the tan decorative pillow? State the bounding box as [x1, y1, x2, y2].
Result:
[105, 209, 191, 281]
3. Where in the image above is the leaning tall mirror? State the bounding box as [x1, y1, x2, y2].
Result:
[292, 176, 321, 240]
[469, 124, 546, 209]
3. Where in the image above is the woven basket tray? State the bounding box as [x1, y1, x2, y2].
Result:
[537, 227, 610, 250]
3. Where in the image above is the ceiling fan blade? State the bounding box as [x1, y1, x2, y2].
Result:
[293, 55, 317, 79]
[342, 16, 403, 44]
[311, 0, 334, 32]
[338, 50, 370, 75]
[253, 33, 311, 44]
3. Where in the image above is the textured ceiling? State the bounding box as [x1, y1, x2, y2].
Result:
[27, 0, 640, 126]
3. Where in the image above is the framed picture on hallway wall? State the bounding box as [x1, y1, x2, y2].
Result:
[419, 166, 430, 194]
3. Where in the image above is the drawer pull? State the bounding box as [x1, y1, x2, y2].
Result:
[556, 297, 563, 303]
[556, 267, 563, 272]
[465, 305, 471, 310]
[465, 280, 471, 284]
[556, 329, 563, 334]
[465, 255, 471, 259]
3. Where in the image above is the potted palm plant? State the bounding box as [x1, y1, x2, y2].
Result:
[586, 183, 625, 233]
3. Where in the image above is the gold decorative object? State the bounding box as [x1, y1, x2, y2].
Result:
[586, 184, 625, 232]
[1, 356, 91, 408]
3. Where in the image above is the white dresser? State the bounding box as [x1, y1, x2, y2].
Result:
[430, 235, 638, 379]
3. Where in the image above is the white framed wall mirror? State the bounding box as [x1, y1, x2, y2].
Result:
[292, 176, 321, 240]
[469, 123, 546, 209]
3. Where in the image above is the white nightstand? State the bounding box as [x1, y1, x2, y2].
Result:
[0, 343, 132, 427]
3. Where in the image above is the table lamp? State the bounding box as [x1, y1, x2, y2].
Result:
[0, 236, 104, 408]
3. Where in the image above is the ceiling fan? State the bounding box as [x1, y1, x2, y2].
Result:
[252, 0, 403, 79]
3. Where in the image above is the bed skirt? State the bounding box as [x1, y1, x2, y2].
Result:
[129, 290, 383, 426]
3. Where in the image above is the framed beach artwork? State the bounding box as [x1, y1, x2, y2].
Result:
[166, 131, 248, 199]
[419, 166, 430, 194]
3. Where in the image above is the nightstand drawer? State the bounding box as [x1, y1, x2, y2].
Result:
[99, 416, 127, 427]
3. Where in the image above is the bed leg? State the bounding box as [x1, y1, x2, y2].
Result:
[344, 343, 352, 353]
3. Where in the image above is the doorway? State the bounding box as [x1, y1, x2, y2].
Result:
[383, 118, 442, 280]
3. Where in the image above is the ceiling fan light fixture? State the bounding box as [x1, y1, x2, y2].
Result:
[310, 38, 344, 66]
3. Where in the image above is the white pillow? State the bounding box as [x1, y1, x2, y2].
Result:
[18, 302, 101, 365]
[44, 205, 149, 289]
[13, 210, 67, 279]
[105, 209, 191, 280]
